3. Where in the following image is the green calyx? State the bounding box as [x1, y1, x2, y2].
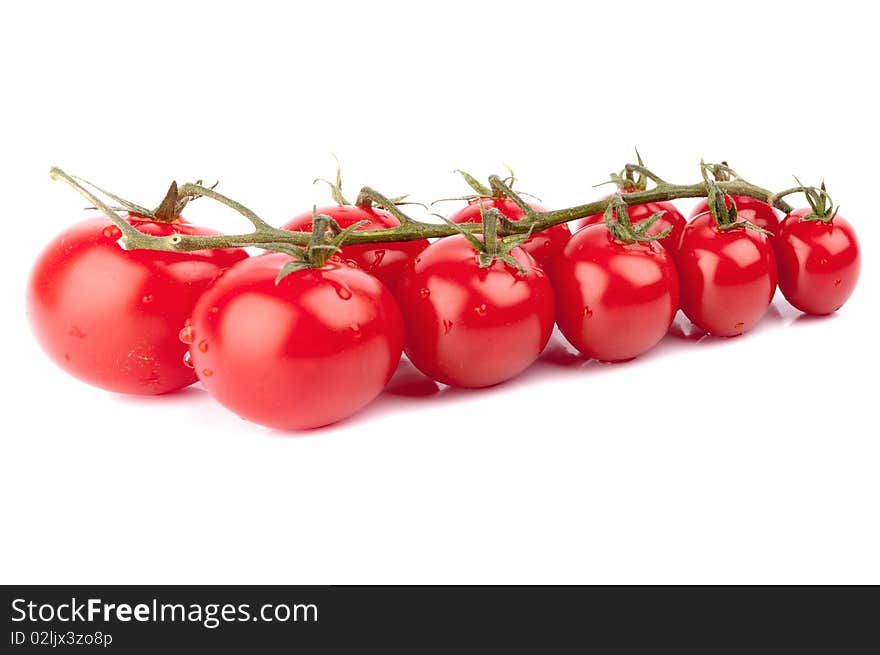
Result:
[434, 167, 542, 206]
[441, 203, 534, 274]
[273, 208, 369, 283]
[701, 163, 772, 235]
[599, 148, 649, 192]
[602, 193, 671, 243]
[797, 177, 839, 223]
[71, 175, 207, 223]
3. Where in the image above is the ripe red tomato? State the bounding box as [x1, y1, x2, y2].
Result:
[395, 235, 555, 388]
[189, 253, 404, 430]
[690, 195, 781, 235]
[283, 205, 429, 289]
[677, 212, 777, 336]
[554, 224, 679, 361]
[774, 209, 860, 315]
[448, 198, 570, 271]
[573, 199, 686, 254]
[27, 215, 247, 395]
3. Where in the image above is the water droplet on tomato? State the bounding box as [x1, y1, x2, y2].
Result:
[336, 285, 352, 300]
[350, 324, 362, 337]
[141, 294, 153, 304]
[201, 368, 213, 377]
[183, 351, 194, 368]
[583, 306, 593, 319]
[197, 340, 209, 353]
[834, 279, 842, 287]
[178, 325, 195, 344]
[102, 226, 121, 239]
[474, 304, 487, 317]
[68, 325, 86, 338]
[371, 250, 386, 268]
[184, 318, 192, 327]
[209, 306, 219, 314]
[820, 257, 828, 265]
[344, 258, 358, 268]
[419, 288, 431, 299]
[442, 319, 454, 334]
[734, 321, 745, 331]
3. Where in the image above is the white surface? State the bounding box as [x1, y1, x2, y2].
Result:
[1, 0, 878, 584]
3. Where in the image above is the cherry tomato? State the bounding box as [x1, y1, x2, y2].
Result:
[283, 205, 429, 289]
[27, 215, 247, 395]
[690, 195, 781, 235]
[189, 253, 403, 430]
[395, 235, 555, 388]
[774, 209, 860, 315]
[554, 224, 679, 361]
[677, 212, 777, 336]
[448, 198, 570, 272]
[573, 198, 686, 254]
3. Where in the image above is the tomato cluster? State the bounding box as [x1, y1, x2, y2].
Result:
[28, 173, 861, 431]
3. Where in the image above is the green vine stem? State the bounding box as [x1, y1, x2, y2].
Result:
[49, 164, 798, 253]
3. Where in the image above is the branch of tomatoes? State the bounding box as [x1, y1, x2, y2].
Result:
[49, 162, 800, 254]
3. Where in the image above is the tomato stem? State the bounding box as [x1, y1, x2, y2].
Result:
[49, 162, 798, 254]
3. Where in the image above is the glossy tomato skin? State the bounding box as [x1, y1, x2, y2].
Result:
[690, 195, 781, 235]
[189, 254, 404, 430]
[283, 205, 429, 289]
[554, 224, 679, 362]
[449, 198, 570, 272]
[573, 199, 686, 254]
[774, 209, 860, 315]
[27, 215, 247, 395]
[677, 213, 777, 337]
[396, 235, 555, 388]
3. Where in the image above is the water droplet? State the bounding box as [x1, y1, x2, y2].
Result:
[102, 226, 121, 239]
[334, 283, 352, 300]
[834, 279, 842, 287]
[64, 353, 71, 362]
[474, 303, 487, 317]
[68, 325, 86, 338]
[183, 351, 194, 368]
[371, 250, 386, 268]
[414, 257, 421, 265]
[442, 319, 454, 334]
[419, 288, 431, 299]
[350, 324, 362, 338]
[178, 325, 195, 344]
[583, 306, 593, 319]
[201, 368, 213, 377]
[734, 321, 745, 331]
[184, 318, 192, 327]
[820, 257, 828, 265]
[141, 294, 153, 304]
[344, 258, 358, 268]
[197, 340, 209, 353]
[209, 306, 219, 314]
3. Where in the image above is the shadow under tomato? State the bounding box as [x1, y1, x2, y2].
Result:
[384, 358, 441, 398]
[112, 383, 211, 407]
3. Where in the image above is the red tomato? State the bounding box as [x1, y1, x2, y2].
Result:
[189, 253, 404, 430]
[554, 224, 679, 361]
[283, 205, 429, 289]
[573, 199, 686, 254]
[677, 213, 777, 336]
[395, 235, 555, 388]
[690, 195, 781, 235]
[774, 209, 860, 315]
[27, 215, 247, 395]
[448, 198, 570, 271]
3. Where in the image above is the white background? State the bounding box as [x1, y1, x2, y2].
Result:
[1, 1, 877, 584]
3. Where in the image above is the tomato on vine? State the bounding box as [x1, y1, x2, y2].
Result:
[283, 172, 428, 289]
[445, 170, 570, 271]
[774, 183, 860, 315]
[396, 208, 555, 388]
[554, 195, 679, 361]
[677, 184, 777, 336]
[189, 217, 404, 430]
[27, 181, 247, 395]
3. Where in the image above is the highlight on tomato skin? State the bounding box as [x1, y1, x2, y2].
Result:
[187, 253, 404, 431]
[283, 205, 429, 290]
[448, 198, 571, 273]
[774, 209, 861, 315]
[676, 213, 777, 337]
[553, 223, 680, 362]
[395, 234, 556, 389]
[26, 215, 248, 395]
[690, 195, 781, 235]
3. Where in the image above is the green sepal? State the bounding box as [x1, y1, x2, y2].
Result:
[275, 259, 312, 284]
[454, 170, 492, 197]
[313, 155, 350, 205]
[718, 220, 773, 236]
